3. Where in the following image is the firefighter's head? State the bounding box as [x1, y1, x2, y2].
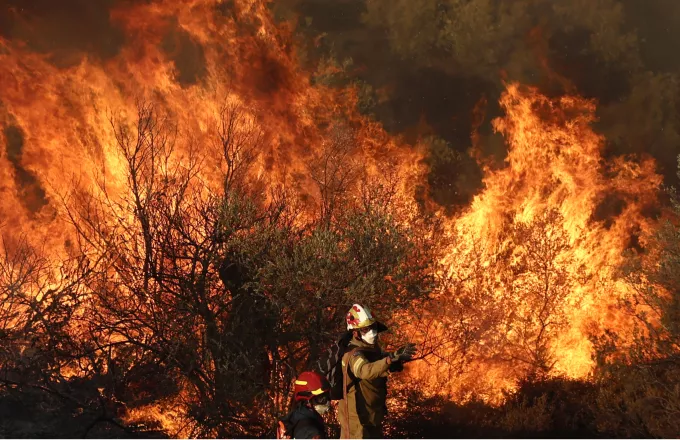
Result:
[294, 371, 331, 414]
[345, 303, 388, 345]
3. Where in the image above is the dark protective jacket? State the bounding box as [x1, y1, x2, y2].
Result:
[337, 337, 394, 439]
[287, 404, 326, 439]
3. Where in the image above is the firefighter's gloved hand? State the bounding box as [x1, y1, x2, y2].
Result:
[388, 360, 404, 373]
[391, 343, 417, 363]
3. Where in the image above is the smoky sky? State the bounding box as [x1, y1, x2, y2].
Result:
[0, 0, 206, 83]
[2, 0, 679, 214]
[279, 0, 680, 210]
[0, 0, 125, 65]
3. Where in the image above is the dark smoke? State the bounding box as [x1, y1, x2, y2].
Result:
[161, 20, 208, 87]
[0, 0, 125, 66]
[278, 0, 680, 209]
[0, 0, 208, 85]
[3, 125, 48, 213]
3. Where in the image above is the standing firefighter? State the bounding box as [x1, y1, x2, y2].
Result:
[277, 372, 331, 439]
[338, 304, 416, 439]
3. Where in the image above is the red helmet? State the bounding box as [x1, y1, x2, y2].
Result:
[294, 372, 330, 402]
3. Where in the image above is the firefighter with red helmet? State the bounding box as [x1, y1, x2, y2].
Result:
[277, 371, 331, 439]
[338, 303, 416, 439]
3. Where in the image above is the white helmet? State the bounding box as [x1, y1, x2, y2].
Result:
[345, 304, 388, 332]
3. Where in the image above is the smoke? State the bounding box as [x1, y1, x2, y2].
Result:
[0, 0, 209, 86]
[2, 124, 47, 213]
[284, 0, 680, 208]
[161, 20, 208, 87]
[2, 0, 678, 211]
[0, 0, 125, 65]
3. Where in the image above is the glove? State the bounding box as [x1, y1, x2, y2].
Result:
[388, 361, 404, 373]
[390, 343, 416, 363]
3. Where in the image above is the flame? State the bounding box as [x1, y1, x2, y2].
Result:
[0, 0, 424, 260]
[0, 0, 425, 431]
[0, 0, 665, 429]
[406, 83, 661, 402]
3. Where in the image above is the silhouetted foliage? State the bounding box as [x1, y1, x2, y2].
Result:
[0, 101, 437, 438]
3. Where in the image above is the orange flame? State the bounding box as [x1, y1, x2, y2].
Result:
[0, 0, 424, 258]
[0, 1, 425, 432]
[407, 83, 661, 402]
[0, 0, 665, 427]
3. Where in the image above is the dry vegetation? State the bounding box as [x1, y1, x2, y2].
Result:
[1, 1, 680, 438]
[0, 102, 438, 437]
[1, 100, 679, 438]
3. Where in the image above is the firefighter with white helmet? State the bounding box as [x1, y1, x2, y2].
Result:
[338, 304, 416, 439]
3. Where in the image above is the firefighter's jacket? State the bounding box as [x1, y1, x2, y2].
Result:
[337, 337, 392, 439]
[288, 404, 326, 439]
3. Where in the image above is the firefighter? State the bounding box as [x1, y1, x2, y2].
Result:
[277, 371, 331, 439]
[338, 304, 417, 439]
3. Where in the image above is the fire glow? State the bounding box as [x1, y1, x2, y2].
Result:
[406, 83, 660, 401]
[0, 0, 663, 433]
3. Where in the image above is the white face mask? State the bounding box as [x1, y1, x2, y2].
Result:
[362, 328, 378, 345]
[314, 403, 330, 415]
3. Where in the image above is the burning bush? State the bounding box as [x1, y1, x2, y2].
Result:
[0, 99, 438, 437]
[589, 159, 680, 438]
[1, 1, 679, 438]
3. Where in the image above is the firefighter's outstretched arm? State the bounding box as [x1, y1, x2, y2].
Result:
[348, 353, 390, 380]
